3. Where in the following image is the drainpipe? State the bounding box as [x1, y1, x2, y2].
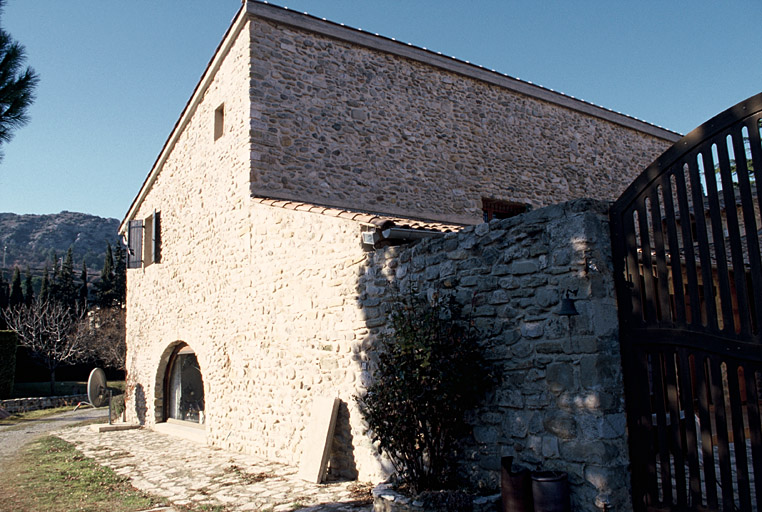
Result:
[381, 227, 443, 241]
[361, 227, 444, 249]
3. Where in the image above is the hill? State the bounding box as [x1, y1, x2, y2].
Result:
[0, 211, 121, 276]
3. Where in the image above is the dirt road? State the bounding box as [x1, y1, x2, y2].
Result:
[0, 407, 108, 467]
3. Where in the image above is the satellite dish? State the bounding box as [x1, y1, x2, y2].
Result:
[87, 368, 109, 408]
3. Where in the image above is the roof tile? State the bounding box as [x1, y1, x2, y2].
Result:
[252, 197, 465, 233]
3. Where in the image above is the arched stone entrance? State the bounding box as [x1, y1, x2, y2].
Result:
[154, 341, 206, 425]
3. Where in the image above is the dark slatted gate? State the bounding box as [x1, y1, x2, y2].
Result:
[610, 92, 762, 511]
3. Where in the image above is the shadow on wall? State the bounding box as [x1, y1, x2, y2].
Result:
[353, 199, 631, 509]
[327, 399, 359, 480]
[134, 383, 147, 425]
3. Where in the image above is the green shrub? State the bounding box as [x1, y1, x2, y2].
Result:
[357, 290, 493, 494]
[0, 331, 18, 399]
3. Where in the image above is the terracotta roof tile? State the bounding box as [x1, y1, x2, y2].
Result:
[252, 197, 465, 233]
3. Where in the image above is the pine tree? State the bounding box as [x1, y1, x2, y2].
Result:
[9, 266, 22, 307]
[0, 0, 39, 160]
[23, 265, 33, 306]
[39, 265, 50, 303]
[79, 261, 88, 309]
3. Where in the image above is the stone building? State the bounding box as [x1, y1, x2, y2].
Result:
[119, 0, 679, 494]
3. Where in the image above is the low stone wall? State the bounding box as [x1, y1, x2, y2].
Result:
[0, 394, 88, 414]
[358, 199, 630, 511]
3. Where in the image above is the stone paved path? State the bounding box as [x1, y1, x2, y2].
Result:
[55, 425, 373, 512]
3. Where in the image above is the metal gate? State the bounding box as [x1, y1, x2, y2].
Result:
[610, 92, 762, 511]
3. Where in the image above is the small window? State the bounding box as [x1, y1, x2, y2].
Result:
[482, 198, 529, 222]
[214, 103, 224, 140]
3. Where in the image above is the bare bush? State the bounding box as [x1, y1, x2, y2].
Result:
[3, 300, 88, 394]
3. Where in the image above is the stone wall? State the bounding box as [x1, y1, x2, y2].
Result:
[358, 199, 631, 511]
[1, 395, 88, 413]
[247, 9, 676, 225]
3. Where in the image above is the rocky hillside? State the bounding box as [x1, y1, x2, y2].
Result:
[0, 211, 120, 275]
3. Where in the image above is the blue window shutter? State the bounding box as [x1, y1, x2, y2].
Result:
[127, 220, 143, 269]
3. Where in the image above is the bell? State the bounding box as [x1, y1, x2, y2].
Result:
[557, 291, 579, 317]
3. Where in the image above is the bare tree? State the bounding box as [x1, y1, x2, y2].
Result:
[79, 307, 125, 371]
[3, 300, 88, 394]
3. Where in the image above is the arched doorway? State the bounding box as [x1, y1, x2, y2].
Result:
[163, 343, 205, 425]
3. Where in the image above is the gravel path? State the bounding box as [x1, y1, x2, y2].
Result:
[0, 407, 108, 467]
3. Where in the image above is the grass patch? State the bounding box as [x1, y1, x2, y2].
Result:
[0, 436, 168, 512]
[107, 380, 126, 394]
[0, 405, 76, 427]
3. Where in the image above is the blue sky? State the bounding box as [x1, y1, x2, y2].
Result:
[1, 1, 760, 220]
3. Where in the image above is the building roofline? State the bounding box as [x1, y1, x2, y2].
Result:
[121, 0, 681, 233]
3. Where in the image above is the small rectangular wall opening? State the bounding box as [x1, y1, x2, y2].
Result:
[482, 197, 529, 222]
[214, 103, 224, 140]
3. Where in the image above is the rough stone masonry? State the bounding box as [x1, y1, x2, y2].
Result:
[359, 199, 631, 511]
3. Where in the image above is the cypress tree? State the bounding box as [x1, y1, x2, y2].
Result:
[97, 243, 115, 307]
[0, 271, 8, 309]
[50, 251, 60, 301]
[23, 265, 33, 306]
[9, 266, 22, 307]
[79, 261, 88, 309]
[39, 265, 50, 303]
[0, 271, 8, 328]
[52, 251, 60, 276]
[58, 247, 76, 306]
[113, 243, 126, 306]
